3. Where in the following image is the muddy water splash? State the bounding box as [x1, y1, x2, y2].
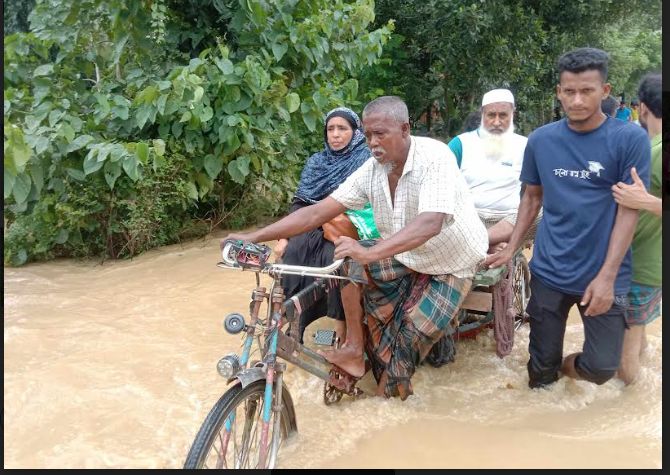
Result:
[3, 234, 661, 468]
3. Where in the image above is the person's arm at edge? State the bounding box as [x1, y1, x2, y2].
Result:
[581, 204, 639, 316]
[223, 197, 346, 244]
[485, 183, 542, 268]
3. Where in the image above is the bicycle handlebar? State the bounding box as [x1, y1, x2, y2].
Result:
[219, 239, 346, 279]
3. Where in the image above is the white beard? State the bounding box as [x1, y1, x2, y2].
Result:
[479, 120, 515, 161]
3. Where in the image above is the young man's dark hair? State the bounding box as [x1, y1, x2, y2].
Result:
[601, 96, 618, 117]
[637, 72, 661, 118]
[556, 47, 609, 80]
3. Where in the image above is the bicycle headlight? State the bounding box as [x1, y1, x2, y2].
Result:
[223, 313, 246, 334]
[216, 353, 241, 379]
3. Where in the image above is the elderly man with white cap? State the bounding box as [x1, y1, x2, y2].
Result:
[448, 88, 531, 251]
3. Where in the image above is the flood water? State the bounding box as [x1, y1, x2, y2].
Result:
[3, 232, 662, 468]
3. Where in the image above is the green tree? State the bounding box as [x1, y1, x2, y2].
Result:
[4, 0, 392, 265]
[360, 0, 661, 137]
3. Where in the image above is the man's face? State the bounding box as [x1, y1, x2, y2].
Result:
[556, 69, 611, 125]
[362, 112, 410, 167]
[481, 102, 514, 134]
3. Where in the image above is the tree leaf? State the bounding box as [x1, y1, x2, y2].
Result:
[285, 93, 300, 113]
[54, 229, 69, 245]
[12, 173, 32, 204]
[312, 90, 328, 109]
[66, 168, 86, 181]
[112, 34, 129, 64]
[193, 86, 204, 103]
[29, 163, 44, 195]
[272, 42, 288, 62]
[65, 134, 94, 153]
[48, 109, 65, 127]
[135, 104, 152, 129]
[111, 106, 129, 120]
[94, 93, 111, 114]
[83, 148, 104, 175]
[223, 132, 241, 155]
[204, 154, 223, 179]
[227, 156, 250, 184]
[180, 111, 192, 123]
[122, 155, 140, 181]
[33, 64, 54, 77]
[302, 111, 317, 131]
[199, 105, 214, 123]
[152, 139, 166, 157]
[4, 169, 16, 198]
[156, 94, 168, 115]
[104, 160, 122, 189]
[185, 182, 199, 200]
[215, 57, 234, 74]
[59, 123, 76, 143]
[135, 142, 149, 164]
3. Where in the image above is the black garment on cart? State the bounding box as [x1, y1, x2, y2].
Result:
[281, 198, 345, 343]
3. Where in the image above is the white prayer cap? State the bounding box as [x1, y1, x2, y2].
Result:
[482, 88, 515, 107]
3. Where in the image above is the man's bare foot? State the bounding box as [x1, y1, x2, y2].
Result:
[318, 346, 365, 378]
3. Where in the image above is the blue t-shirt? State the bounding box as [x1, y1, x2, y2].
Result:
[521, 117, 650, 296]
[615, 107, 631, 122]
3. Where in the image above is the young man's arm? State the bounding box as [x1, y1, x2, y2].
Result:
[581, 205, 638, 316]
[485, 183, 542, 268]
[612, 166, 661, 217]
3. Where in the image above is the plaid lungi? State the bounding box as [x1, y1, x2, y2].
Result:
[626, 282, 662, 326]
[343, 240, 472, 400]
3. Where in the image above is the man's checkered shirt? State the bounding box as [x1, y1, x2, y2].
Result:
[331, 136, 488, 278]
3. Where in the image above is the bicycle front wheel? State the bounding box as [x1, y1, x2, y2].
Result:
[184, 380, 297, 469]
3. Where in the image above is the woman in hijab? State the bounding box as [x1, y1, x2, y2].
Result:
[274, 107, 374, 343]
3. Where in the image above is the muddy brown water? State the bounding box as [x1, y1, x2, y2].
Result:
[3, 232, 661, 468]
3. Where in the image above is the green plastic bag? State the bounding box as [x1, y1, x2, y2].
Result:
[346, 202, 380, 240]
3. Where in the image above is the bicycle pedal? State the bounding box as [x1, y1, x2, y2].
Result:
[313, 329, 338, 346]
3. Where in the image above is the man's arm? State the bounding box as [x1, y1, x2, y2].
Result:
[223, 197, 346, 244]
[581, 205, 638, 316]
[612, 166, 661, 217]
[333, 212, 444, 264]
[485, 183, 542, 267]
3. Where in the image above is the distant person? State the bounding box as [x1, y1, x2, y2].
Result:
[601, 96, 618, 117]
[613, 73, 662, 385]
[630, 100, 640, 125]
[615, 100, 632, 122]
[274, 107, 379, 343]
[552, 105, 562, 121]
[461, 110, 482, 133]
[486, 47, 651, 389]
[448, 89, 535, 251]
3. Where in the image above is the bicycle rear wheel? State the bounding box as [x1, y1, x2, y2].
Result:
[183, 380, 297, 469]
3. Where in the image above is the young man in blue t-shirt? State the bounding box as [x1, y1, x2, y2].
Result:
[486, 47, 651, 389]
[614, 101, 632, 122]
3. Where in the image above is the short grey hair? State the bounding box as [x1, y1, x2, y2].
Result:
[362, 96, 409, 124]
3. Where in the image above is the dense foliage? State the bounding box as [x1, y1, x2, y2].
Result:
[4, 0, 393, 264]
[360, 0, 662, 136]
[3, 0, 661, 266]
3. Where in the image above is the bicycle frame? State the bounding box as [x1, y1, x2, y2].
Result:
[216, 240, 363, 467]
